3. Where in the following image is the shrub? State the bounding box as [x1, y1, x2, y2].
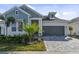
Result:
[23, 23, 39, 44]
[0, 34, 28, 44]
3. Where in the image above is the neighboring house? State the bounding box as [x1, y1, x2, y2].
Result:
[69, 17, 79, 35]
[0, 4, 74, 36]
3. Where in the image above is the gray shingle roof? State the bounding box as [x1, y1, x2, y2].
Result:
[70, 17, 79, 23]
[43, 15, 69, 23]
[19, 4, 42, 18]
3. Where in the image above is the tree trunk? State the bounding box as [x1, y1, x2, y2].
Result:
[5, 26, 7, 36]
[6, 26, 8, 36]
[28, 34, 32, 44]
[29, 36, 32, 44]
[70, 31, 72, 36]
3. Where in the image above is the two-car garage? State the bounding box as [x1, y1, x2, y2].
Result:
[43, 26, 65, 36]
[42, 20, 69, 36]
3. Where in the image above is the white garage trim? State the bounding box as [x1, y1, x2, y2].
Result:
[42, 21, 68, 36]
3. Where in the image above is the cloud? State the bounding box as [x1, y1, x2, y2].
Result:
[62, 12, 76, 15]
[56, 11, 78, 20]
[0, 9, 6, 13]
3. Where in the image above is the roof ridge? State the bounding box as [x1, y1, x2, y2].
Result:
[19, 4, 42, 16]
[70, 17, 79, 23]
[3, 6, 31, 16]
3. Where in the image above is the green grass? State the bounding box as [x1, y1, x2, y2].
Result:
[0, 41, 46, 51]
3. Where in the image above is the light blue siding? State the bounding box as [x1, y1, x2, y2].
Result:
[4, 7, 29, 24]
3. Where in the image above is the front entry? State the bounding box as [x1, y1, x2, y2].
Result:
[31, 20, 39, 35]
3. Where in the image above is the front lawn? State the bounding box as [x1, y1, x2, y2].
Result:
[0, 40, 46, 51]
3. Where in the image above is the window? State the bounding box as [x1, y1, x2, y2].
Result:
[15, 10, 19, 14]
[12, 27, 16, 31]
[12, 22, 16, 32]
[52, 15, 54, 17]
[18, 22, 23, 31]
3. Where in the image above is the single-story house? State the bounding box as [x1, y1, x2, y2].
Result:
[1, 5, 43, 36]
[69, 17, 79, 35]
[0, 4, 78, 36]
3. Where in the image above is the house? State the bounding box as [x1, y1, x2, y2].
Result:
[69, 17, 79, 35]
[0, 4, 70, 36]
[2, 5, 42, 36]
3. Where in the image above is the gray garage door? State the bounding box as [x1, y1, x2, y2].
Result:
[43, 26, 65, 36]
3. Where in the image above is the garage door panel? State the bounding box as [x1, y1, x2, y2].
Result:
[43, 26, 64, 36]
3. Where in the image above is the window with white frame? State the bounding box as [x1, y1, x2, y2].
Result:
[12, 22, 16, 32]
[15, 10, 19, 14]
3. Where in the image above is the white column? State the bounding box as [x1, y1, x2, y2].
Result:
[39, 19, 42, 36]
[65, 25, 69, 36]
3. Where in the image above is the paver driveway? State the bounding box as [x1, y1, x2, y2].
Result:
[44, 36, 79, 53]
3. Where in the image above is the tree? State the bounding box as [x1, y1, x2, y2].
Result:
[23, 23, 39, 44]
[6, 17, 15, 27]
[6, 17, 15, 35]
[69, 26, 73, 36]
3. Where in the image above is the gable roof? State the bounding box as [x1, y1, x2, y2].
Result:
[55, 17, 69, 23]
[3, 6, 31, 16]
[19, 4, 42, 18]
[43, 15, 69, 23]
[70, 17, 79, 23]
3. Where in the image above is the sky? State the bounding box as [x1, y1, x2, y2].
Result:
[0, 4, 79, 20]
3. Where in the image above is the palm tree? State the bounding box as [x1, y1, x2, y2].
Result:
[69, 26, 73, 36]
[23, 23, 39, 44]
[6, 17, 15, 35]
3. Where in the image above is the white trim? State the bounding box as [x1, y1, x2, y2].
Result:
[17, 7, 31, 16]
[30, 18, 42, 20]
[15, 10, 19, 15]
[65, 25, 69, 36]
[28, 16, 30, 25]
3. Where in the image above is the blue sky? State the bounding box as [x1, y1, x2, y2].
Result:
[0, 4, 79, 20]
